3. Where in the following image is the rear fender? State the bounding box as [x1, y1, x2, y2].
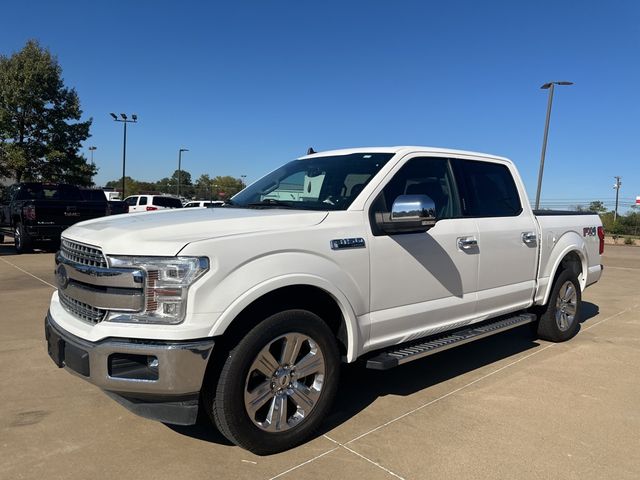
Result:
[537, 231, 587, 306]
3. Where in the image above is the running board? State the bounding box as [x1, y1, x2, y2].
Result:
[366, 313, 537, 370]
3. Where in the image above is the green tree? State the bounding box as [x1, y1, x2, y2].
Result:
[171, 169, 192, 187]
[211, 175, 244, 199]
[588, 201, 607, 213]
[105, 177, 140, 196]
[0, 40, 95, 184]
[194, 173, 212, 199]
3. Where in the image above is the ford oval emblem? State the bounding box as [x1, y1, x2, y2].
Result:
[56, 264, 69, 289]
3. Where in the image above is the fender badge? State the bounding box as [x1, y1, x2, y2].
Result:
[330, 238, 366, 250]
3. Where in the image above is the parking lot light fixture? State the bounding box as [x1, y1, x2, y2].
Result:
[110, 113, 138, 198]
[535, 81, 574, 210]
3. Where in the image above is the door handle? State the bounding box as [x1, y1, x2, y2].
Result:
[522, 232, 537, 244]
[457, 236, 478, 250]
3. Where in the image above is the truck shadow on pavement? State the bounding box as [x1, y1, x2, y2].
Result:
[0, 242, 54, 256]
[166, 302, 599, 449]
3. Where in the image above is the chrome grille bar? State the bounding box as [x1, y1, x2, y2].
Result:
[60, 238, 107, 268]
[59, 291, 107, 324]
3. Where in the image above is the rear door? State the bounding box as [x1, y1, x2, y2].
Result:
[452, 158, 538, 318]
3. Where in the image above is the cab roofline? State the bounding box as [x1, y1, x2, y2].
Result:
[298, 146, 512, 164]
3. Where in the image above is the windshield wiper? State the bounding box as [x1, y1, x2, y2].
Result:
[246, 199, 295, 208]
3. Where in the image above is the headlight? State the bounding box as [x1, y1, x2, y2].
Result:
[106, 256, 209, 324]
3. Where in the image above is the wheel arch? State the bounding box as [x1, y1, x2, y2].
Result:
[208, 275, 362, 362]
[541, 245, 587, 306]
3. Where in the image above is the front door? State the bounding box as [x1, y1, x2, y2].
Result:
[366, 156, 479, 351]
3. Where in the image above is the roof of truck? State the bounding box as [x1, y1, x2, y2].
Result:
[299, 146, 512, 163]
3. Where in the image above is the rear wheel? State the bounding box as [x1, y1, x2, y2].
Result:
[14, 223, 33, 254]
[536, 269, 581, 342]
[206, 310, 340, 454]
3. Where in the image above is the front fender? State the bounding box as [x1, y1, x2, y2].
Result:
[191, 250, 369, 363]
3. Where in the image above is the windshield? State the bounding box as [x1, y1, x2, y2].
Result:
[231, 153, 394, 210]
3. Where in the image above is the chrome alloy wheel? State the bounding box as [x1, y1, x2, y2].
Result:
[14, 226, 21, 249]
[244, 333, 326, 432]
[555, 280, 578, 331]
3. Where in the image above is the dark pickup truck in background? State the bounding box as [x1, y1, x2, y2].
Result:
[0, 183, 124, 253]
[79, 189, 129, 216]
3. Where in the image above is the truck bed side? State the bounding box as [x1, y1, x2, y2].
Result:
[533, 212, 603, 306]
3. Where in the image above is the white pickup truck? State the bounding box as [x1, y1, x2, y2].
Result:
[45, 146, 604, 454]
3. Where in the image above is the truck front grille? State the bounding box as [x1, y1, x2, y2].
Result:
[59, 291, 107, 324]
[60, 238, 107, 268]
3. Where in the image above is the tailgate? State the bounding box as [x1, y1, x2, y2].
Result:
[35, 200, 106, 227]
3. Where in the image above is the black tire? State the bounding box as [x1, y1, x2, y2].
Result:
[206, 310, 340, 454]
[14, 223, 33, 254]
[536, 269, 582, 342]
[0, 233, 4, 244]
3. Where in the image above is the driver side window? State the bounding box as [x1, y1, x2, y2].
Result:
[372, 157, 461, 220]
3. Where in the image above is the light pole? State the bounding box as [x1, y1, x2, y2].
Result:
[613, 176, 622, 222]
[110, 113, 137, 198]
[177, 148, 189, 197]
[88, 146, 97, 184]
[534, 81, 573, 210]
[88, 146, 97, 165]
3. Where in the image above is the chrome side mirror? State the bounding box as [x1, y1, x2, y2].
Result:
[375, 194, 437, 235]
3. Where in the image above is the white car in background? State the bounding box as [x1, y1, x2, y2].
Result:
[184, 200, 225, 208]
[123, 195, 183, 212]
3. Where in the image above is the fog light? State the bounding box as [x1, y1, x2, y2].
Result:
[108, 353, 159, 380]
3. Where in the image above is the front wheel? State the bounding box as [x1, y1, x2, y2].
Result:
[536, 269, 582, 342]
[207, 310, 340, 454]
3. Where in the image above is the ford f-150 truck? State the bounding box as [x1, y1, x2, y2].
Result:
[44, 147, 604, 454]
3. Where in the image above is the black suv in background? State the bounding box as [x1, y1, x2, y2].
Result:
[0, 183, 111, 253]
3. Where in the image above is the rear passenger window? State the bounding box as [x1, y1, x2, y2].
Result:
[153, 197, 182, 208]
[455, 160, 521, 217]
[139, 196, 148, 206]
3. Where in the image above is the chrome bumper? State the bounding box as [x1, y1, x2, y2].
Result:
[44, 312, 214, 397]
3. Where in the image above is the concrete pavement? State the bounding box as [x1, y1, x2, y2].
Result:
[0, 242, 638, 479]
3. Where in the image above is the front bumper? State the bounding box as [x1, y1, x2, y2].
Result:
[44, 312, 215, 425]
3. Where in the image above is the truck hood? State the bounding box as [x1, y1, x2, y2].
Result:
[63, 208, 329, 256]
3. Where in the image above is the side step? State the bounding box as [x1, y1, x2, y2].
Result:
[366, 313, 537, 370]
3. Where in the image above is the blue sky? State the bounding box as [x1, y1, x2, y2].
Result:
[2, 0, 639, 209]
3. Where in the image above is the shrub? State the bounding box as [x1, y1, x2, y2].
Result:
[624, 237, 635, 245]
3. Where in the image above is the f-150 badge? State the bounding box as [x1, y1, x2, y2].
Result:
[330, 238, 366, 250]
[583, 227, 596, 237]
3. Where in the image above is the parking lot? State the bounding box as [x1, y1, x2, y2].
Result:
[0, 242, 638, 480]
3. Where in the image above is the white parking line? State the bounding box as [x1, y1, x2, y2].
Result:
[323, 434, 406, 480]
[0, 257, 56, 289]
[269, 303, 639, 479]
[345, 303, 638, 446]
[267, 447, 339, 480]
